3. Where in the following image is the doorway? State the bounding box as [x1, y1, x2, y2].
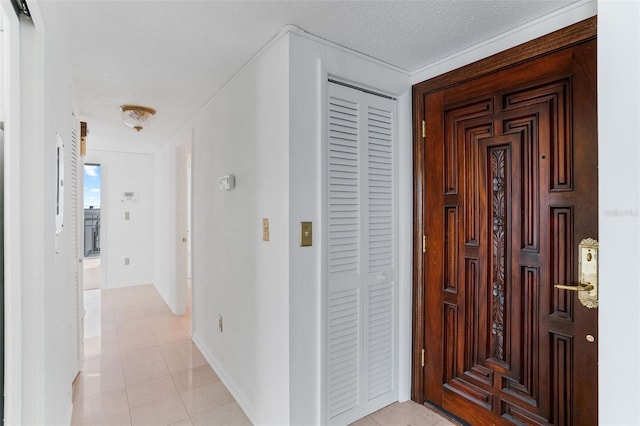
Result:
[83, 163, 101, 291]
[176, 140, 193, 330]
[412, 19, 597, 425]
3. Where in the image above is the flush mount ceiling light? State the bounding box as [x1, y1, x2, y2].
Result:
[120, 105, 156, 132]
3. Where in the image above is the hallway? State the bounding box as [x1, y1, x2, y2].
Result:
[72, 284, 250, 425]
[71, 284, 455, 426]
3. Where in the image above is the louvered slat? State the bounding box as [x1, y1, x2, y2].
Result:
[368, 106, 393, 272]
[368, 282, 394, 399]
[366, 104, 395, 402]
[328, 288, 360, 418]
[327, 83, 396, 425]
[329, 96, 360, 277]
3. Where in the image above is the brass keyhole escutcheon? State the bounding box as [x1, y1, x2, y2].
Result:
[586, 334, 595, 343]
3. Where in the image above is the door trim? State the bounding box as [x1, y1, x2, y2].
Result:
[175, 135, 193, 317]
[411, 16, 597, 404]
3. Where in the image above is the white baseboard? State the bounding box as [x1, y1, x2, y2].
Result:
[191, 332, 256, 424]
[64, 396, 74, 426]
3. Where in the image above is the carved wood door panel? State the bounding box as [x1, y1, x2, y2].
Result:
[418, 38, 597, 425]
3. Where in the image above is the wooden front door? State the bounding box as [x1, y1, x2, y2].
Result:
[412, 19, 597, 425]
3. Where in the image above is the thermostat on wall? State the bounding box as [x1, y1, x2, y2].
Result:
[219, 175, 235, 190]
[122, 191, 137, 202]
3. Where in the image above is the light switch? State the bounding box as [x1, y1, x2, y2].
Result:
[262, 218, 269, 241]
[125, 211, 130, 220]
[300, 222, 312, 247]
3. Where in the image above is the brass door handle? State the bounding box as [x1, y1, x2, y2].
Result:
[555, 283, 594, 292]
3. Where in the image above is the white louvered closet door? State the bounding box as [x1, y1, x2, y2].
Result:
[326, 82, 397, 425]
[70, 116, 84, 373]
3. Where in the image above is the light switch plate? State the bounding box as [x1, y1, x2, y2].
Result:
[300, 222, 312, 247]
[125, 211, 130, 220]
[262, 218, 269, 241]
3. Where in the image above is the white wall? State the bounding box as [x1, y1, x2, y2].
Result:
[43, 20, 79, 425]
[151, 29, 412, 425]
[2, 3, 24, 422]
[0, 11, 4, 123]
[153, 138, 178, 311]
[4, 3, 79, 423]
[85, 149, 154, 289]
[598, 1, 640, 424]
[156, 34, 291, 425]
[18, 13, 48, 425]
[288, 31, 411, 425]
[153, 129, 192, 314]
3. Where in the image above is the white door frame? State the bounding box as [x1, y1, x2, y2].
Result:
[175, 136, 192, 317]
[3, 4, 24, 422]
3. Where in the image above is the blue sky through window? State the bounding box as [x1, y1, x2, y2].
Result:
[84, 164, 101, 208]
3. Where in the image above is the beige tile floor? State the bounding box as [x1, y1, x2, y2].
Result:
[72, 284, 455, 426]
[352, 401, 457, 426]
[83, 257, 102, 290]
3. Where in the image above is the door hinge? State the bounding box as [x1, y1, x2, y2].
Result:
[421, 120, 426, 138]
[421, 349, 425, 367]
[422, 235, 427, 253]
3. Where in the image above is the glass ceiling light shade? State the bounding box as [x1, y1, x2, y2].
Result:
[120, 105, 156, 132]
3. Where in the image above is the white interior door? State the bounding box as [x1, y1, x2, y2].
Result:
[325, 81, 398, 425]
[175, 141, 191, 317]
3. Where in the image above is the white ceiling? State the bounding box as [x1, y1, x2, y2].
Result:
[36, 0, 581, 154]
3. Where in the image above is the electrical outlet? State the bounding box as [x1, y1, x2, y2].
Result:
[218, 315, 223, 332]
[124, 257, 130, 266]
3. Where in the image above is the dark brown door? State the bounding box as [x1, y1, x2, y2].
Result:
[415, 33, 597, 425]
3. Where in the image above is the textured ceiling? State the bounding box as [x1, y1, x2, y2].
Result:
[37, 0, 581, 154]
